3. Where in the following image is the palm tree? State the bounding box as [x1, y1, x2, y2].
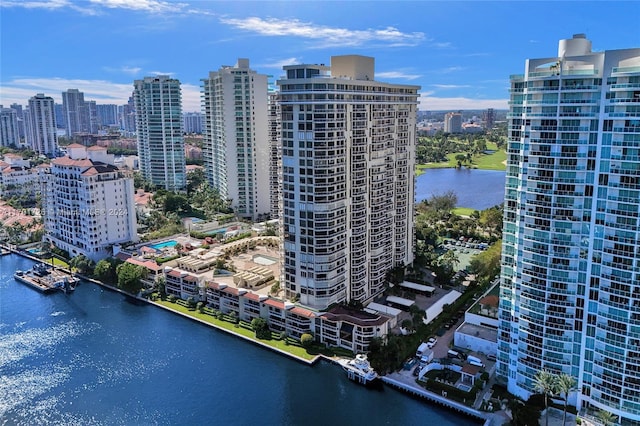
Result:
[597, 409, 617, 426]
[556, 373, 577, 425]
[533, 369, 557, 426]
[506, 397, 525, 426]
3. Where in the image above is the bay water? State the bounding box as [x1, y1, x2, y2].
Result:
[1, 254, 478, 425]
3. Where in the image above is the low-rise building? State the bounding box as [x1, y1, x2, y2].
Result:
[453, 281, 499, 356]
[0, 154, 39, 201]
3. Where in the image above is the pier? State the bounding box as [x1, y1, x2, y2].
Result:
[381, 375, 491, 425]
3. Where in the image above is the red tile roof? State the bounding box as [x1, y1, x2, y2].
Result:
[243, 292, 261, 302]
[222, 287, 240, 296]
[51, 156, 93, 167]
[166, 269, 183, 278]
[126, 257, 162, 272]
[289, 306, 315, 318]
[264, 298, 285, 310]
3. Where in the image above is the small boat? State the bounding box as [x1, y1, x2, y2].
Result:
[338, 354, 379, 386]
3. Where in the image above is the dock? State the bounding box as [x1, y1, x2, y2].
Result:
[381, 375, 490, 424]
[14, 266, 78, 294]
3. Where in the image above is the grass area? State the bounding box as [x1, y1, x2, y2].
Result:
[153, 299, 317, 361]
[451, 207, 477, 217]
[416, 143, 506, 175]
[43, 257, 70, 269]
[472, 144, 507, 170]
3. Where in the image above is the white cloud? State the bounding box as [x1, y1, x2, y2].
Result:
[0, 78, 134, 105]
[219, 17, 425, 48]
[259, 57, 302, 69]
[149, 71, 175, 76]
[181, 83, 201, 112]
[1, 0, 69, 10]
[432, 42, 453, 49]
[0, 77, 203, 113]
[377, 71, 422, 81]
[103, 65, 143, 75]
[1, 0, 98, 15]
[432, 84, 472, 89]
[1, 0, 191, 15]
[121, 66, 142, 75]
[419, 94, 508, 111]
[439, 66, 464, 73]
[88, 0, 186, 13]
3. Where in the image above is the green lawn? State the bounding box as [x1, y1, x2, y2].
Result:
[416, 143, 506, 174]
[153, 299, 318, 361]
[451, 207, 477, 217]
[43, 257, 70, 269]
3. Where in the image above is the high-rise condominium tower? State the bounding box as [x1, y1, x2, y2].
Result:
[201, 59, 270, 220]
[133, 76, 186, 190]
[444, 112, 462, 133]
[62, 89, 89, 138]
[0, 107, 21, 147]
[25, 93, 58, 156]
[497, 34, 640, 422]
[277, 55, 419, 310]
[268, 91, 282, 220]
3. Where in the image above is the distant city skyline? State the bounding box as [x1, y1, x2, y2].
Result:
[1, 1, 638, 112]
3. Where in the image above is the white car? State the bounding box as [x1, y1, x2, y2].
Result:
[427, 337, 437, 348]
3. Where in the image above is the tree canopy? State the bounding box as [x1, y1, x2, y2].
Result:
[116, 262, 146, 295]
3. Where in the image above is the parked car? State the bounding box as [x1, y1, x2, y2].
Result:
[427, 337, 437, 348]
[413, 365, 422, 376]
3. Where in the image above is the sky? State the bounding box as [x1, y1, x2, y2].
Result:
[1, 1, 638, 112]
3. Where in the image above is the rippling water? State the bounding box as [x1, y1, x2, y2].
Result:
[1, 254, 477, 425]
[416, 168, 506, 210]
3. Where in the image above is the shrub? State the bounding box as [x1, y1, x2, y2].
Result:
[300, 333, 314, 347]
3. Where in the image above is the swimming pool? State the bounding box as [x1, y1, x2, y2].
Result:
[149, 240, 178, 250]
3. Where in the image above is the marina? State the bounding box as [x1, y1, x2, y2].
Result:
[13, 263, 78, 294]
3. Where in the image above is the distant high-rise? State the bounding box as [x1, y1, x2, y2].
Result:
[277, 55, 419, 309]
[25, 93, 58, 156]
[201, 59, 270, 220]
[497, 34, 640, 422]
[96, 104, 119, 127]
[444, 112, 462, 133]
[0, 107, 21, 147]
[133, 75, 186, 190]
[119, 96, 136, 133]
[62, 89, 87, 136]
[86, 100, 98, 134]
[54, 103, 66, 129]
[483, 108, 495, 130]
[10, 103, 25, 139]
[268, 91, 281, 220]
[183, 112, 203, 134]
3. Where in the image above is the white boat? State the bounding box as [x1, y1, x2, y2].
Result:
[338, 354, 379, 385]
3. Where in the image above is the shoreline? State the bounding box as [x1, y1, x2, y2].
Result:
[4, 247, 492, 421]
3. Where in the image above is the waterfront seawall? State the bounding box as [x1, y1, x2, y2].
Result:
[382, 375, 490, 424]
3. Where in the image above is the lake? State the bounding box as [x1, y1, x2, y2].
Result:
[415, 168, 506, 210]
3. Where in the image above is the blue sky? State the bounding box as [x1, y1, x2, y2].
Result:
[1, 1, 638, 112]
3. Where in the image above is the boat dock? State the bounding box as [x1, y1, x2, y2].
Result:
[14, 266, 78, 294]
[381, 375, 490, 425]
